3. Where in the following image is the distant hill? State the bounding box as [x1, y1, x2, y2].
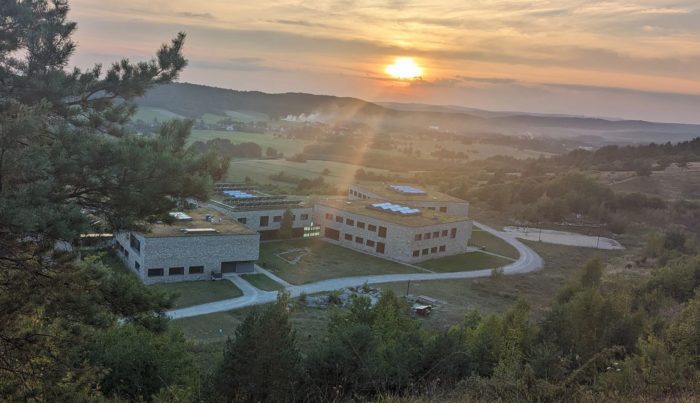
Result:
[137, 83, 700, 144]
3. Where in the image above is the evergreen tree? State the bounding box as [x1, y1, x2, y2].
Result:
[216, 293, 301, 402]
[279, 207, 294, 239]
[0, 1, 223, 399]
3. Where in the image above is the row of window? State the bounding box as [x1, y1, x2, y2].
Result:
[237, 213, 310, 227]
[324, 213, 387, 238]
[340, 233, 386, 253]
[413, 245, 447, 257]
[415, 228, 457, 241]
[349, 189, 370, 199]
[147, 265, 205, 277]
[427, 206, 448, 213]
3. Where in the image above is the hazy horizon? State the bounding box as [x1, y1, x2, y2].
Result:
[69, 0, 700, 124]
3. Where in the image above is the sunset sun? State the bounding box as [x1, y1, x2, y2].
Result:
[385, 57, 423, 80]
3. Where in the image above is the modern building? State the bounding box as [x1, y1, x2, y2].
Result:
[313, 198, 472, 263]
[114, 208, 259, 284]
[209, 183, 316, 240]
[348, 183, 469, 217]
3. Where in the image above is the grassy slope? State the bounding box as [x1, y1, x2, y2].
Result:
[151, 280, 243, 309]
[132, 106, 183, 122]
[240, 273, 285, 291]
[419, 251, 511, 272]
[259, 239, 418, 285]
[470, 229, 520, 259]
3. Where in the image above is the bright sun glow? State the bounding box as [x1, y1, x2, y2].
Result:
[385, 57, 423, 80]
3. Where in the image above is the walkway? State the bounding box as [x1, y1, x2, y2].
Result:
[167, 221, 544, 319]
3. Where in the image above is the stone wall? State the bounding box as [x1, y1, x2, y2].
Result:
[313, 204, 471, 263]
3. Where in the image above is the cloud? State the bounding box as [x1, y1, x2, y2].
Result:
[270, 19, 331, 28]
[189, 57, 283, 72]
[174, 11, 214, 19]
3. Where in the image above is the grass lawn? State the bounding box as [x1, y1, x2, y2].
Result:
[470, 229, 520, 259]
[418, 251, 512, 272]
[151, 280, 243, 309]
[240, 273, 285, 291]
[259, 239, 418, 285]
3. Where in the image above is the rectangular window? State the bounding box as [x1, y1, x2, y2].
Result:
[237, 217, 247, 224]
[428, 207, 436, 211]
[355, 236, 363, 244]
[346, 218, 354, 226]
[124, 249, 129, 258]
[425, 232, 431, 240]
[378, 226, 387, 238]
[260, 216, 269, 227]
[433, 231, 440, 238]
[303, 224, 321, 238]
[189, 266, 204, 274]
[273, 215, 282, 222]
[336, 216, 344, 223]
[301, 214, 309, 221]
[357, 221, 365, 229]
[344, 233, 353, 241]
[169, 267, 184, 275]
[134, 261, 140, 271]
[325, 213, 333, 220]
[415, 234, 422, 241]
[376, 242, 385, 254]
[422, 248, 429, 256]
[439, 207, 447, 213]
[147, 268, 164, 277]
[368, 224, 377, 232]
[129, 233, 141, 253]
[366, 239, 375, 247]
[431, 247, 438, 254]
[450, 228, 457, 238]
[442, 229, 448, 237]
[292, 215, 296, 221]
[412, 250, 420, 257]
[439, 245, 446, 252]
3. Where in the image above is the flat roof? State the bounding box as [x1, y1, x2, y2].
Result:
[352, 183, 465, 203]
[146, 208, 256, 237]
[317, 199, 470, 227]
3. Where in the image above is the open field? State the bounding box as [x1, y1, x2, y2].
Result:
[469, 229, 520, 259]
[381, 240, 626, 330]
[418, 251, 511, 272]
[132, 106, 184, 122]
[173, 304, 336, 370]
[189, 129, 306, 156]
[240, 273, 285, 291]
[259, 239, 418, 285]
[150, 280, 243, 309]
[226, 158, 401, 188]
[608, 162, 700, 200]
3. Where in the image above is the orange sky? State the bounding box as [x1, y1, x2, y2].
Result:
[68, 0, 700, 123]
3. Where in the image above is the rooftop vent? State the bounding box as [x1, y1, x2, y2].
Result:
[368, 202, 421, 216]
[389, 185, 427, 195]
[180, 228, 218, 234]
[169, 212, 192, 221]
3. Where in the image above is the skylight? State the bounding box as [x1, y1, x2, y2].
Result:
[223, 190, 257, 199]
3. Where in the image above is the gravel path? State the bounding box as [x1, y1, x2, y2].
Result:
[167, 221, 544, 319]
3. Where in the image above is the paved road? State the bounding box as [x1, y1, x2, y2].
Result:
[167, 222, 544, 319]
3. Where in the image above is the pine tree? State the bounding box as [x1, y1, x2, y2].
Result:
[279, 207, 294, 239]
[0, 1, 224, 399]
[217, 293, 301, 402]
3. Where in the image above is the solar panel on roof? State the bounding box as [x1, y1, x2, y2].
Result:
[367, 202, 421, 216]
[389, 184, 427, 195]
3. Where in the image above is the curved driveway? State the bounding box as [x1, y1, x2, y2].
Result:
[167, 222, 544, 319]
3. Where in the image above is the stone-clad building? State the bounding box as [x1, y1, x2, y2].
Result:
[114, 208, 259, 284]
[313, 198, 472, 263]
